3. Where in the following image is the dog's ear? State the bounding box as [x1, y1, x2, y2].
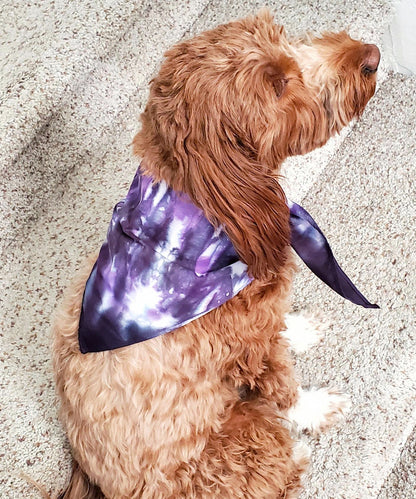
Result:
[187, 143, 290, 280]
[171, 88, 291, 279]
[134, 105, 290, 280]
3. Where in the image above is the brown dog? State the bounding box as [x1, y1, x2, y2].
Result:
[53, 10, 379, 498]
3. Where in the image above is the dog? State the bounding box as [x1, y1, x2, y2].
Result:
[52, 9, 379, 498]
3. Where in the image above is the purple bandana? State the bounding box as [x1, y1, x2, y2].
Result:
[78, 168, 378, 353]
[288, 201, 379, 310]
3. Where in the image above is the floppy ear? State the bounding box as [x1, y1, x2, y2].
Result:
[184, 121, 290, 280]
[182, 56, 292, 279]
[134, 105, 290, 280]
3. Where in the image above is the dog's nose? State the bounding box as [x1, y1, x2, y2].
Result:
[363, 44, 380, 73]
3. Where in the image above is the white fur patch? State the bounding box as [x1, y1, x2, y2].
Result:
[282, 313, 326, 353]
[292, 439, 312, 465]
[288, 387, 351, 435]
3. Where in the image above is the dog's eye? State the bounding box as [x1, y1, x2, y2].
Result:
[362, 66, 377, 76]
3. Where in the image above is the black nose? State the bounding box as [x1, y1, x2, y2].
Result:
[362, 44, 380, 74]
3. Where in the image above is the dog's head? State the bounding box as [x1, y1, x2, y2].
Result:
[134, 10, 378, 280]
[291, 31, 379, 147]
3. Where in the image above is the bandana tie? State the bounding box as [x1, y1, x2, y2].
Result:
[78, 168, 378, 353]
[289, 200, 379, 310]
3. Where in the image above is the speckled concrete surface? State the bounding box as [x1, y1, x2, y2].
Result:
[2, 0, 416, 498]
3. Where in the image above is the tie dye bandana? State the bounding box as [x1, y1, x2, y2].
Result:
[78, 168, 378, 353]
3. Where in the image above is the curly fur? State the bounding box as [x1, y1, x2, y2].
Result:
[52, 9, 378, 498]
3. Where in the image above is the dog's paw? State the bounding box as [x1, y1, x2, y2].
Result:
[282, 313, 328, 353]
[288, 387, 351, 435]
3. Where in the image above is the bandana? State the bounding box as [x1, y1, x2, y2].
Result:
[78, 168, 378, 353]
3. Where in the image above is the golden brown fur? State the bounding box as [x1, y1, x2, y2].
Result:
[53, 9, 378, 498]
